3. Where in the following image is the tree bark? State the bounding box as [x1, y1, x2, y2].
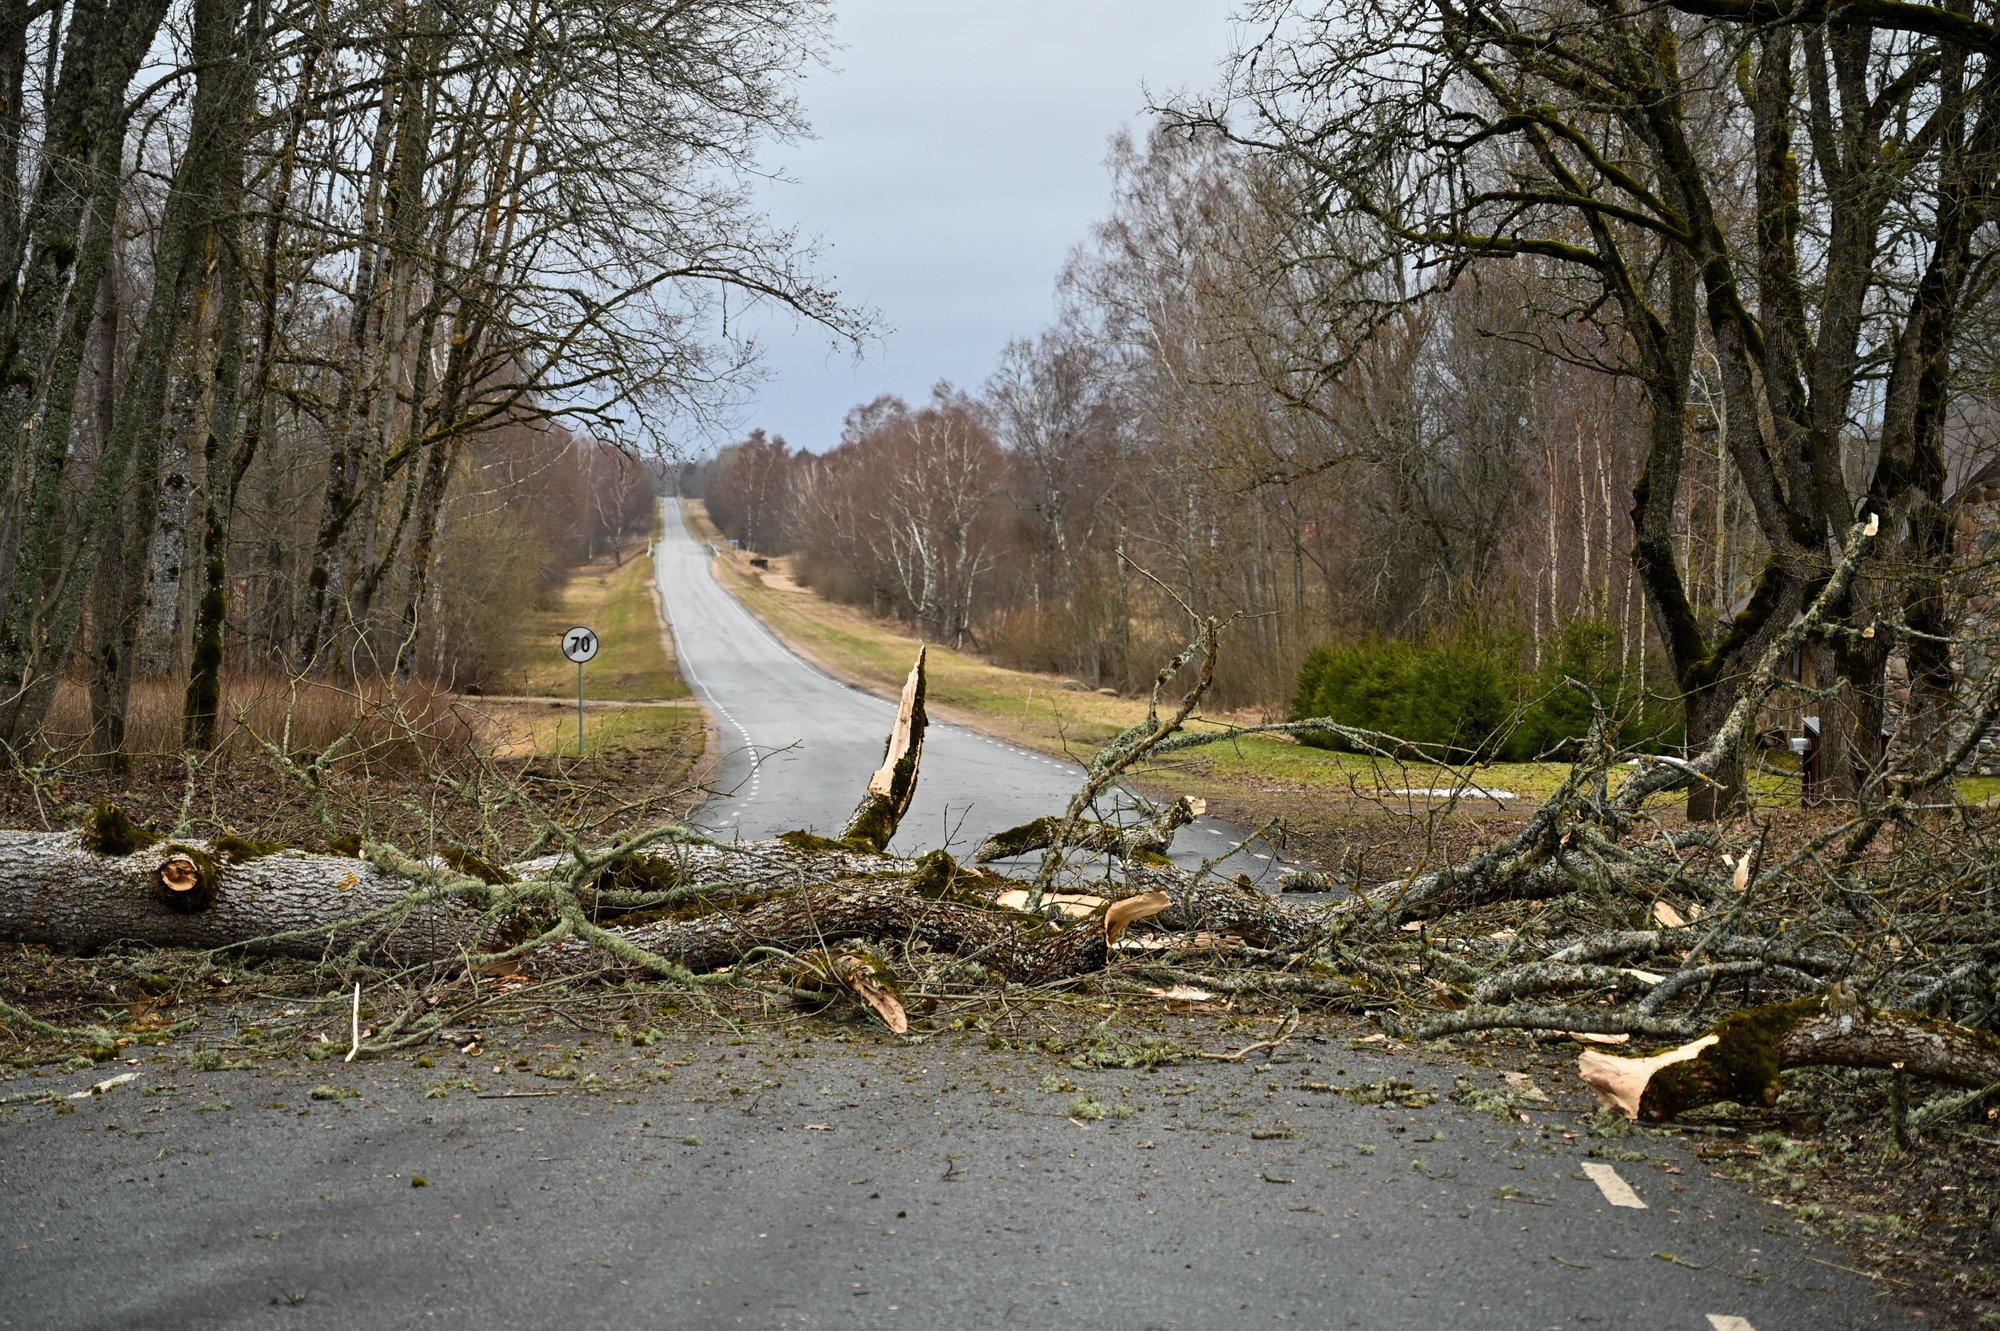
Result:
[840, 647, 927, 850]
[1681, 676, 1749, 822]
[0, 0, 171, 743]
[1580, 992, 2000, 1121]
[0, 828, 1170, 988]
[134, 311, 216, 679]
[0, 829, 482, 961]
[182, 149, 250, 748]
[1806, 633, 1887, 803]
[186, 32, 307, 746]
[976, 795, 1201, 864]
[0, 1, 26, 297]
[4, 0, 254, 749]
[82, 0, 259, 753]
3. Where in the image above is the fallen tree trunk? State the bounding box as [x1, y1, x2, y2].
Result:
[0, 829, 483, 961]
[1579, 991, 2000, 1121]
[597, 874, 1168, 984]
[0, 823, 1171, 989]
[1118, 862, 1322, 950]
[0, 791, 1701, 988]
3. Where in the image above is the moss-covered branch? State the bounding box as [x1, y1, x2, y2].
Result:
[1580, 992, 2000, 1121]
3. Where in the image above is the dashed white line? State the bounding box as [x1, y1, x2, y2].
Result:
[1580, 1161, 1646, 1209]
[1706, 1318, 1755, 1331]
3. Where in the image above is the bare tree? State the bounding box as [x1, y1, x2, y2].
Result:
[0, 0, 866, 755]
[1171, 0, 2000, 813]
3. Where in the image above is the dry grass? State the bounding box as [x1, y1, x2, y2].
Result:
[497, 537, 687, 702]
[40, 672, 470, 769]
[473, 697, 703, 760]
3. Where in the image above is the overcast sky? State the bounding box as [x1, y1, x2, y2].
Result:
[724, 0, 1240, 452]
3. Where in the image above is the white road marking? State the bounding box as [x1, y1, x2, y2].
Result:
[1706, 1317, 1755, 1331]
[1580, 1161, 1646, 1209]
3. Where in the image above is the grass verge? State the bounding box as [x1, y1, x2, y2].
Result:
[499, 538, 689, 703]
[479, 699, 703, 760]
[475, 528, 703, 764]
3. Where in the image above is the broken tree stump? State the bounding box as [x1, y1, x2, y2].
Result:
[152, 846, 220, 914]
[841, 646, 927, 852]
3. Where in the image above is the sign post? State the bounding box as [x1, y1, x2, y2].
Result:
[562, 625, 600, 755]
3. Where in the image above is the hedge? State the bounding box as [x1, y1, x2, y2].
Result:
[1290, 621, 1682, 763]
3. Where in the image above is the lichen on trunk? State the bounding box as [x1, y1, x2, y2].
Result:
[1581, 993, 2000, 1122]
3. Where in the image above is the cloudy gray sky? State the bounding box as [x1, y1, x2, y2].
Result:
[728, 0, 1240, 451]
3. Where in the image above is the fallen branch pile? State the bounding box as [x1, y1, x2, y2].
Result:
[6, 519, 2000, 1129]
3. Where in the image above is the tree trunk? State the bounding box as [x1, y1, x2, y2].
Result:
[187, 43, 307, 746]
[3, 0, 248, 747]
[1896, 496, 1960, 801]
[1681, 681, 1746, 822]
[298, 83, 400, 666]
[0, 829, 489, 961]
[1808, 634, 1887, 803]
[0, 1, 27, 295]
[391, 439, 454, 682]
[0, 0, 170, 744]
[81, 230, 123, 761]
[135, 310, 218, 679]
[0, 827, 1169, 987]
[182, 158, 250, 749]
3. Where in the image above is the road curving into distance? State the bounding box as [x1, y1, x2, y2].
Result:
[652, 499, 1281, 879]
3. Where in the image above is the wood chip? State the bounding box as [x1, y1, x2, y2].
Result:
[1144, 985, 1217, 1003]
[835, 955, 908, 1035]
[993, 889, 1104, 919]
[68, 1072, 138, 1100]
[1578, 1035, 1720, 1119]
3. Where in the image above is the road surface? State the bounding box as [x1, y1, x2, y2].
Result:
[653, 500, 1275, 878]
[1, 1022, 1906, 1330]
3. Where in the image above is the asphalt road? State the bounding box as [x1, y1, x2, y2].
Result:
[1, 1023, 1905, 1330]
[653, 500, 1276, 879]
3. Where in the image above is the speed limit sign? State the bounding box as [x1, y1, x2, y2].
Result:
[563, 626, 599, 754]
